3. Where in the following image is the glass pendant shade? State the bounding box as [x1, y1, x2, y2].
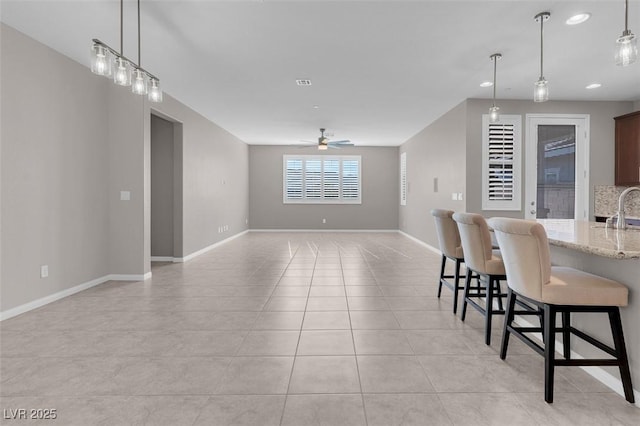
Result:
[615, 32, 638, 66]
[148, 78, 163, 102]
[113, 56, 132, 86]
[132, 69, 148, 95]
[90, 43, 112, 76]
[318, 144, 328, 151]
[489, 106, 500, 123]
[534, 78, 549, 102]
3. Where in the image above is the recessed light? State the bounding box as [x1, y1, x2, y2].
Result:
[566, 13, 591, 25]
[586, 83, 602, 89]
[296, 79, 312, 86]
[312, 105, 319, 109]
[480, 81, 493, 87]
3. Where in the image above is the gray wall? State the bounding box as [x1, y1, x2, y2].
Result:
[398, 100, 467, 247]
[249, 146, 399, 230]
[152, 96, 249, 258]
[151, 115, 175, 257]
[399, 98, 634, 248]
[1, 23, 250, 313]
[465, 99, 634, 220]
[1, 24, 110, 311]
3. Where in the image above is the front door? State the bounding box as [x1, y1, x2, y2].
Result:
[525, 115, 590, 220]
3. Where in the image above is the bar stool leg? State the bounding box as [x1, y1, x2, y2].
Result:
[500, 288, 516, 359]
[561, 311, 571, 360]
[461, 271, 473, 321]
[485, 276, 493, 345]
[437, 254, 446, 298]
[495, 280, 504, 311]
[452, 259, 462, 314]
[543, 304, 556, 403]
[608, 308, 635, 403]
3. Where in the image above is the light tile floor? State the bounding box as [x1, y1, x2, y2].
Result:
[1, 232, 638, 425]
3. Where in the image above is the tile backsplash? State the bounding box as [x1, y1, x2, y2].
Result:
[594, 185, 640, 218]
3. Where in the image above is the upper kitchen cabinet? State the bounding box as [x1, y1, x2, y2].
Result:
[615, 111, 640, 186]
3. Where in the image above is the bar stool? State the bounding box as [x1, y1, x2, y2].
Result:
[452, 212, 507, 345]
[488, 217, 634, 404]
[431, 209, 465, 314]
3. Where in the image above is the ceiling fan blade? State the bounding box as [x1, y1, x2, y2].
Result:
[328, 140, 351, 144]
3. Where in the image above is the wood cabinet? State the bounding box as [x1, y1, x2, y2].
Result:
[615, 111, 640, 186]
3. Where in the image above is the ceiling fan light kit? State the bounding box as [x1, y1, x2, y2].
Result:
[90, 0, 162, 102]
[615, 0, 638, 66]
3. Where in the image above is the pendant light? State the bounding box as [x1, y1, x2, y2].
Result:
[615, 0, 637, 66]
[131, 0, 148, 95]
[489, 53, 502, 123]
[533, 12, 550, 103]
[90, 0, 162, 102]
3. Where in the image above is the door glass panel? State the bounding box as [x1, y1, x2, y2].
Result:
[536, 125, 576, 219]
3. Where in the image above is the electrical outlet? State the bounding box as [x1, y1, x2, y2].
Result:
[40, 265, 49, 278]
[322, 218, 326, 224]
[458, 192, 464, 200]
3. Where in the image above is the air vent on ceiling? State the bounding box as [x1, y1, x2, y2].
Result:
[296, 79, 312, 86]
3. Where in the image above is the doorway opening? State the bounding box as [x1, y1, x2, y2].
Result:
[525, 114, 590, 221]
[150, 113, 183, 261]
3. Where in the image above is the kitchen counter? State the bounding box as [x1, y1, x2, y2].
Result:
[537, 219, 640, 260]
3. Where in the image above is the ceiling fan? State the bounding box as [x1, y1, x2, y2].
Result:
[299, 128, 354, 150]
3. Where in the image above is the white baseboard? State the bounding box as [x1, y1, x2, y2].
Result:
[398, 230, 442, 256]
[0, 273, 150, 321]
[175, 230, 249, 263]
[514, 316, 639, 407]
[249, 229, 399, 233]
[150, 256, 173, 262]
[109, 273, 151, 281]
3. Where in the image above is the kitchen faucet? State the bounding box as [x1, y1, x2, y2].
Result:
[611, 186, 640, 230]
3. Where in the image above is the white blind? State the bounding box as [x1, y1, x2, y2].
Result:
[482, 115, 521, 211]
[400, 152, 407, 206]
[283, 155, 362, 204]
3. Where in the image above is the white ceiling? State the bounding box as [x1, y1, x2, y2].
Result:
[1, 0, 639, 146]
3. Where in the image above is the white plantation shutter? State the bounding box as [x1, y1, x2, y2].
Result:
[284, 159, 303, 200]
[341, 159, 360, 200]
[283, 155, 361, 204]
[323, 159, 340, 199]
[482, 115, 522, 211]
[305, 159, 322, 199]
[400, 152, 407, 206]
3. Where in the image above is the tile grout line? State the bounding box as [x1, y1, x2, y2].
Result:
[346, 241, 371, 426]
[278, 238, 320, 426]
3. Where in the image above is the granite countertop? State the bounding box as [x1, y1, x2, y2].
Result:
[537, 219, 640, 260]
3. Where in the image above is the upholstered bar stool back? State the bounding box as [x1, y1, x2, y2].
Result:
[489, 217, 634, 404]
[432, 209, 463, 260]
[452, 212, 507, 345]
[431, 209, 465, 314]
[452, 213, 503, 276]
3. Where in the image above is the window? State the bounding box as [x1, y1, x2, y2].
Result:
[482, 114, 522, 211]
[283, 155, 361, 204]
[400, 152, 407, 206]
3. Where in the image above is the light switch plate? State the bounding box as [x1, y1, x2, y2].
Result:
[120, 191, 131, 201]
[451, 192, 457, 200]
[40, 265, 49, 278]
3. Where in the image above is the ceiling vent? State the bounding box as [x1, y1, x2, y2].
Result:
[296, 79, 312, 86]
